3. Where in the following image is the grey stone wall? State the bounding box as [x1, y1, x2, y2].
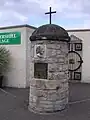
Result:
[28, 40, 69, 113]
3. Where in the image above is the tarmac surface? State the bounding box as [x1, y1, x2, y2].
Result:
[0, 82, 90, 120]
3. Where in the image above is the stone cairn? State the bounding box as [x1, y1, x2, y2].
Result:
[28, 40, 69, 113]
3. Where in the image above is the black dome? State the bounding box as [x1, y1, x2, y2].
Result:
[30, 24, 70, 42]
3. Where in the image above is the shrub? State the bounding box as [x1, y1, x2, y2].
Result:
[0, 46, 10, 75]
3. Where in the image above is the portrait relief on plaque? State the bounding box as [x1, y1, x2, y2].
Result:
[34, 44, 46, 58]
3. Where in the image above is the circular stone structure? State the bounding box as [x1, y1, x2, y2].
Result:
[29, 24, 70, 114]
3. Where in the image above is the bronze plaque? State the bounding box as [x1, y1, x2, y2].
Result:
[34, 63, 48, 79]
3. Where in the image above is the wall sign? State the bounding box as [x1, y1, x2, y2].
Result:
[34, 63, 48, 79]
[0, 32, 21, 45]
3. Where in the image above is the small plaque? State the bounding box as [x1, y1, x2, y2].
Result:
[34, 63, 48, 79]
[74, 72, 81, 80]
[75, 43, 82, 51]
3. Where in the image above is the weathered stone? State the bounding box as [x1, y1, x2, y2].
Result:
[48, 72, 67, 80]
[48, 57, 57, 63]
[58, 91, 69, 99]
[29, 39, 69, 113]
[62, 64, 68, 71]
[56, 54, 65, 58]
[47, 91, 59, 101]
[39, 104, 54, 109]
[46, 40, 64, 45]
[30, 79, 47, 89]
[48, 63, 63, 72]
[39, 100, 52, 104]
[54, 105, 65, 111]
[46, 49, 52, 57]
[29, 95, 37, 103]
[29, 101, 37, 108]
[30, 79, 66, 90]
[33, 107, 44, 112]
[63, 82, 69, 89]
[38, 96, 47, 101]
[57, 58, 65, 63]
[60, 45, 68, 53]
[45, 80, 63, 90]
[30, 86, 48, 98]
[46, 44, 60, 49]
[36, 40, 47, 44]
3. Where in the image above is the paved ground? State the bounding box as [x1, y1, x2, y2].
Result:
[0, 82, 90, 120]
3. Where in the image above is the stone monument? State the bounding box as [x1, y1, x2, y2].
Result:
[28, 7, 70, 114]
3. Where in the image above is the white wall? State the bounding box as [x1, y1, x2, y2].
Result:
[68, 31, 90, 83]
[0, 26, 35, 88]
[0, 27, 27, 88]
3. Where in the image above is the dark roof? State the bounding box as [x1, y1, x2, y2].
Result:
[30, 24, 70, 42]
[0, 24, 37, 30]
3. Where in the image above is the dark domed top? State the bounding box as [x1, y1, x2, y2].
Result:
[30, 24, 70, 42]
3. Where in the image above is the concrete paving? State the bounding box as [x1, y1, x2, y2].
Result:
[0, 82, 90, 120]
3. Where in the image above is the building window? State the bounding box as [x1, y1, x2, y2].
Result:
[75, 43, 82, 51]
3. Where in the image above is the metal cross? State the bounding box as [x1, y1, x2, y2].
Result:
[45, 7, 56, 24]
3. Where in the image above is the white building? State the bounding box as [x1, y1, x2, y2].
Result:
[0, 25, 36, 88]
[0, 24, 90, 88]
[68, 29, 90, 83]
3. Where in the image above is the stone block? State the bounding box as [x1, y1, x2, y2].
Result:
[46, 44, 60, 49]
[47, 91, 60, 101]
[29, 95, 37, 103]
[30, 86, 48, 98]
[38, 96, 47, 101]
[36, 41, 44, 44]
[29, 101, 37, 108]
[39, 103, 54, 109]
[47, 40, 62, 44]
[56, 54, 65, 58]
[45, 80, 63, 90]
[60, 44, 68, 53]
[31, 48, 34, 57]
[31, 79, 65, 90]
[39, 100, 52, 105]
[57, 58, 65, 64]
[63, 82, 68, 88]
[62, 64, 68, 71]
[47, 57, 57, 63]
[56, 50, 62, 55]
[48, 63, 63, 72]
[58, 91, 69, 99]
[54, 104, 66, 111]
[30, 79, 46, 89]
[34, 106, 44, 112]
[43, 108, 54, 112]
[48, 72, 67, 80]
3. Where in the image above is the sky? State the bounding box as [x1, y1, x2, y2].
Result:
[0, 0, 90, 29]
